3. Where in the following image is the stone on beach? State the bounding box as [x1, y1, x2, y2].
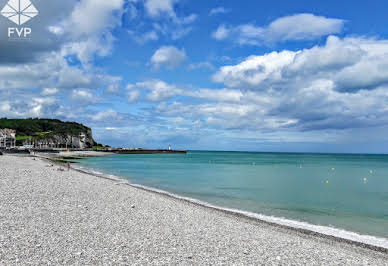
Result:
[0, 155, 387, 265]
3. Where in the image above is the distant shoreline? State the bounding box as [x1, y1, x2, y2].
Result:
[1, 148, 187, 155]
[4, 147, 388, 156]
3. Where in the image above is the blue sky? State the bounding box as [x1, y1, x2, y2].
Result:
[1, 0, 388, 153]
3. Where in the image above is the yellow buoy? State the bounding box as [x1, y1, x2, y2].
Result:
[326, 180, 329, 184]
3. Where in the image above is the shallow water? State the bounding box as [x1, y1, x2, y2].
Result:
[76, 151, 388, 239]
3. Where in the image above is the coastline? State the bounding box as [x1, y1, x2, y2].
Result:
[41, 151, 388, 252]
[1, 154, 388, 264]
[70, 159, 388, 253]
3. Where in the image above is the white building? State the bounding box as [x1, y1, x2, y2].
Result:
[0, 129, 16, 149]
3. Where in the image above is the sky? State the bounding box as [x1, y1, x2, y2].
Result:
[1, 0, 388, 153]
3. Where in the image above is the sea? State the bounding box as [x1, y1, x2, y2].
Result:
[75, 151, 388, 246]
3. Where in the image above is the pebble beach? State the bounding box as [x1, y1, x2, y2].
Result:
[0, 155, 387, 265]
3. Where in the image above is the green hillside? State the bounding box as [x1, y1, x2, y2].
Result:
[0, 118, 91, 137]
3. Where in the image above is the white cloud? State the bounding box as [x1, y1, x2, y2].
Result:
[106, 84, 120, 93]
[187, 89, 243, 102]
[126, 0, 197, 43]
[0, 52, 121, 93]
[71, 89, 97, 105]
[144, 0, 177, 18]
[171, 27, 193, 40]
[0, 0, 130, 129]
[267, 13, 344, 42]
[127, 79, 244, 103]
[129, 80, 182, 101]
[92, 109, 119, 121]
[209, 7, 230, 16]
[0, 0, 126, 108]
[136, 0, 197, 41]
[128, 90, 141, 102]
[0, 94, 61, 119]
[212, 25, 230, 40]
[209, 36, 388, 131]
[213, 36, 388, 92]
[65, 0, 124, 37]
[187, 62, 215, 71]
[212, 50, 296, 88]
[0, 53, 92, 90]
[175, 14, 198, 25]
[115, 36, 388, 139]
[129, 30, 159, 44]
[150, 46, 187, 70]
[41, 88, 59, 96]
[150, 19, 196, 41]
[51, 0, 125, 64]
[212, 13, 345, 45]
[48, 26, 65, 35]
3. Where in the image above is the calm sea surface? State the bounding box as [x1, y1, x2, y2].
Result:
[76, 151, 388, 239]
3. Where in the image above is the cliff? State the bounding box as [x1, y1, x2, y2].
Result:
[0, 118, 96, 149]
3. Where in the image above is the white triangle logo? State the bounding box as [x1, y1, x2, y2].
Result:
[1, 0, 39, 26]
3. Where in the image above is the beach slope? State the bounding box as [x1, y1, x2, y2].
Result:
[0, 155, 387, 265]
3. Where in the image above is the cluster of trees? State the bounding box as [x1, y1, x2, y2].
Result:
[0, 118, 91, 137]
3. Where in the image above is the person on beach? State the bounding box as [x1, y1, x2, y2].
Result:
[67, 162, 71, 171]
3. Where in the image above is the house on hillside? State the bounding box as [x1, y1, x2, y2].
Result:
[0, 129, 16, 149]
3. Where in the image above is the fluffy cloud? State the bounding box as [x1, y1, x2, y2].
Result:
[213, 36, 388, 92]
[63, 0, 124, 37]
[144, 0, 177, 18]
[53, 0, 125, 64]
[0, 0, 125, 65]
[0, 52, 121, 92]
[212, 50, 295, 88]
[209, 7, 230, 16]
[0, 0, 147, 143]
[0, 91, 61, 119]
[128, 80, 182, 101]
[212, 25, 229, 40]
[92, 109, 119, 121]
[127, 0, 197, 42]
[0, 0, 125, 105]
[150, 46, 187, 70]
[129, 30, 159, 44]
[212, 13, 345, 45]
[71, 89, 97, 105]
[127, 90, 141, 102]
[41, 88, 59, 96]
[127, 79, 243, 102]
[121, 36, 388, 138]
[210, 36, 388, 131]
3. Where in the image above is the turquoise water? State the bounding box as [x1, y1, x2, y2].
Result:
[76, 151, 388, 239]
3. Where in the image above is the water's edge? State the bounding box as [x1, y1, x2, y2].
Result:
[67, 161, 388, 253]
[40, 155, 388, 253]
